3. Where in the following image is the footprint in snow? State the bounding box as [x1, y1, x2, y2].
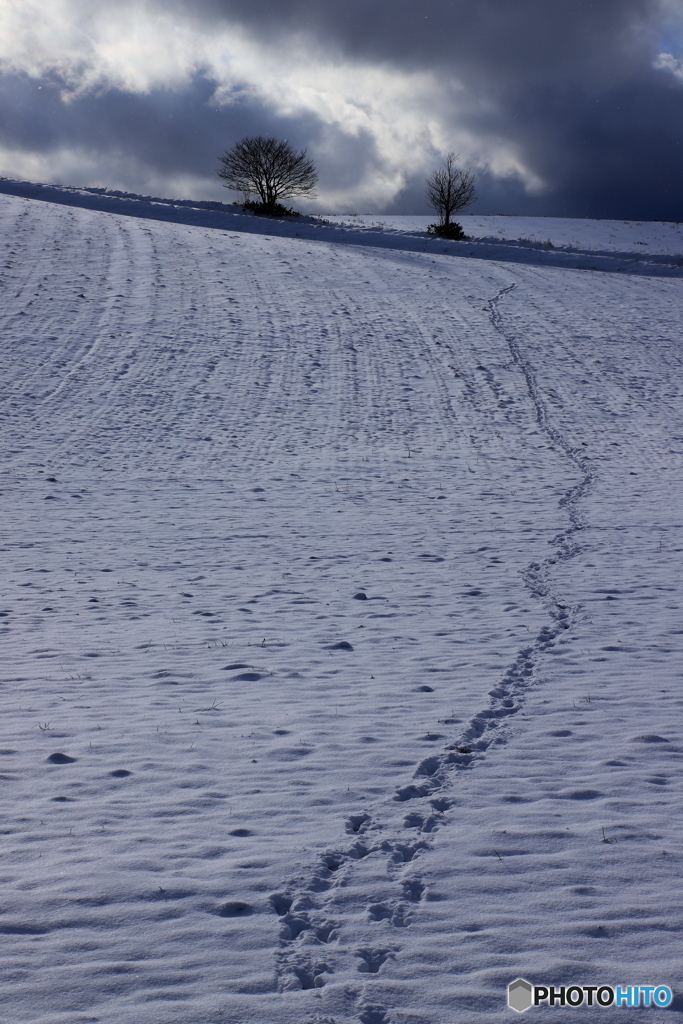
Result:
[383, 840, 428, 865]
[414, 754, 442, 777]
[215, 901, 253, 917]
[403, 811, 440, 833]
[346, 812, 372, 834]
[367, 902, 412, 927]
[321, 853, 344, 872]
[346, 841, 372, 860]
[281, 912, 340, 945]
[358, 1004, 391, 1024]
[269, 892, 293, 916]
[47, 752, 76, 764]
[276, 950, 332, 990]
[314, 921, 340, 944]
[355, 947, 398, 973]
[394, 782, 432, 802]
[279, 913, 312, 940]
[401, 878, 425, 902]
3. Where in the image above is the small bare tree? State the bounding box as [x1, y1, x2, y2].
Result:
[217, 136, 318, 215]
[426, 152, 476, 238]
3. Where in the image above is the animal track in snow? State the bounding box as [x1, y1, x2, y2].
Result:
[275, 949, 332, 991]
[321, 852, 344, 871]
[401, 878, 425, 902]
[393, 782, 433, 803]
[402, 811, 440, 832]
[355, 946, 398, 973]
[346, 841, 372, 860]
[429, 796, 454, 812]
[265, 285, 596, 1016]
[214, 901, 253, 918]
[273, 898, 342, 993]
[382, 839, 428, 865]
[314, 920, 341, 944]
[279, 912, 314, 941]
[367, 901, 413, 928]
[269, 892, 293, 916]
[345, 812, 373, 834]
[358, 1003, 391, 1024]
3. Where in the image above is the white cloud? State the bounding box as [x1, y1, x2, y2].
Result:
[0, 142, 221, 198]
[0, 0, 544, 205]
[655, 51, 683, 81]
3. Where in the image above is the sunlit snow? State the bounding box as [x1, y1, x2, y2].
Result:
[2, 183, 682, 1024]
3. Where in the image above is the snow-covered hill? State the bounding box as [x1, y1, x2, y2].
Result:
[326, 213, 683, 257]
[2, 178, 683, 277]
[2, 189, 682, 1024]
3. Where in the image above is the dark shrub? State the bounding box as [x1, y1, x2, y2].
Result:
[427, 222, 467, 240]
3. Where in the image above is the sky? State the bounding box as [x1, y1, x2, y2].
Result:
[1, 0, 683, 217]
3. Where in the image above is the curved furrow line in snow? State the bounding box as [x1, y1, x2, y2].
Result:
[223, 246, 466, 460]
[338, 263, 463, 452]
[35, 217, 137, 409]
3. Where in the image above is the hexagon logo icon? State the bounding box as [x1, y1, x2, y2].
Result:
[508, 978, 533, 1013]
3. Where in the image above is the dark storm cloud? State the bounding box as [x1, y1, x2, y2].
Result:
[1, 0, 683, 217]
[0, 70, 322, 183]
[0, 44, 382, 205]
[187, 0, 683, 218]
[194, 0, 656, 78]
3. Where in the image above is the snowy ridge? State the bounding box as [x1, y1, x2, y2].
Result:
[2, 176, 683, 277]
[338, 214, 683, 257]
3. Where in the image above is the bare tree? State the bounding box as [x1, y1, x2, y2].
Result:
[217, 136, 318, 214]
[425, 152, 476, 236]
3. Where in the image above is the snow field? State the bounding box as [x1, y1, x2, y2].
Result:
[325, 214, 683, 257]
[1, 193, 682, 1023]
[2, 180, 682, 276]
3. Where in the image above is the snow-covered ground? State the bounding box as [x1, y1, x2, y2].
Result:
[325, 214, 683, 257]
[2, 179, 683, 277]
[1, 189, 683, 1024]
